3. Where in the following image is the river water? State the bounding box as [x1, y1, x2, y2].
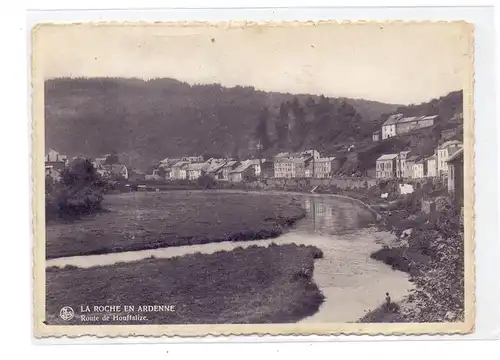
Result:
[46, 192, 412, 323]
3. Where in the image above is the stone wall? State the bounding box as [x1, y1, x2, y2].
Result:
[264, 177, 377, 190]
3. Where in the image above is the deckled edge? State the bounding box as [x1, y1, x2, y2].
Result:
[30, 19, 476, 339]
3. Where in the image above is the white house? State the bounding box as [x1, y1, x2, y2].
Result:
[398, 150, 411, 178]
[186, 163, 206, 180]
[426, 154, 438, 178]
[45, 149, 68, 164]
[437, 140, 463, 179]
[413, 160, 425, 179]
[381, 114, 403, 140]
[171, 161, 188, 180]
[376, 153, 399, 179]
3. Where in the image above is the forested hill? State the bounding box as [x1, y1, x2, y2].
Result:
[253, 89, 464, 157]
[45, 77, 399, 170]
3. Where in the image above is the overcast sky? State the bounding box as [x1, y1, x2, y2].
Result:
[35, 21, 472, 105]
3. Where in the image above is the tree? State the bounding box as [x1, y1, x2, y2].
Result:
[290, 97, 307, 150]
[156, 167, 167, 179]
[276, 103, 290, 149]
[52, 158, 107, 218]
[255, 107, 271, 151]
[60, 158, 102, 188]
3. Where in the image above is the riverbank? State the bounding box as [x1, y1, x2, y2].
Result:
[46, 243, 325, 325]
[46, 191, 306, 259]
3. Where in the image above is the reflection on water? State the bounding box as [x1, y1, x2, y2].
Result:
[46, 191, 412, 323]
[300, 196, 374, 235]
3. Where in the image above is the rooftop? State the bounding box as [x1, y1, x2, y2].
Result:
[383, 113, 404, 126]
[446, 147, 464, 163]
[186, 163, 207, 171]
[230, 160, 253, 173]
[439, 140, 462, 149]
[383, 114, 438, 126]
[377, 153, 399, 161]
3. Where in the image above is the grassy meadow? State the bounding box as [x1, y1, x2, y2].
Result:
[46, 244, 324, 324]
[46, 191, 306, 259]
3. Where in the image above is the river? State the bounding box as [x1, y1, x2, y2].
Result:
[46, 191, 412, 323]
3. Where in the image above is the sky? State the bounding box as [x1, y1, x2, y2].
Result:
[34, 21, 473, 105]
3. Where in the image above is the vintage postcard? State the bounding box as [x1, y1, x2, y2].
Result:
[32, 21, 475, 338]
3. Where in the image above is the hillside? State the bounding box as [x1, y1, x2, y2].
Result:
[45, 77, 399, 170]
[335, 90, 464, 175]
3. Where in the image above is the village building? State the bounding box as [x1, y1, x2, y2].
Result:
[215, 160, 240, 181]
[412, 159, 427, 179]
[397, 150, 411, 178]
[101, 164, 129, 180]
[312, 157, 339, 178]
[246, 159, 265, 177]
[171, 161, 188, 180]
[274, 157, 294, 178]
[437, 140, 463, 179]
[45, 162, 66, 183]
[261, 160, 275, 178]
[372, 130, 381, 142]
[380, 114, 438, 140]
[381, 114, 403, 140]
[274, 150, 320, 178]
[186, 163, 206, 181]
[92, 157, 107, 169]
[441, 128, 459, 141]
[446, 148, 464, 207]
[203, 158, 228, 178]
[228, 161, 256, 182]
[426, 154, 438, 178]
[395, 115, 438, 135]
[45, 149, 68, 164]
[180, 156, 204, 163]
[376, 154, 399, 179]
[292, 158, 307, 178]
[405, 155, 419, 179]
[300, 149, 321, 160]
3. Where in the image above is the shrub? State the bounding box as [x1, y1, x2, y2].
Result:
[401, 203, 464, 322]
[46, 158, 107, 220]
[197, 174, 217, 189]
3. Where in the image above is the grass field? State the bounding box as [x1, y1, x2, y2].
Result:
[46, 243, 324, 324]
[46, 191, 306, 259]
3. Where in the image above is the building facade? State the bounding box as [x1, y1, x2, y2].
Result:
[171, 161, 188, 180]
[381, 114, 402, 140]
[413, 160, 426, 179]
[447, 148, 464, 207]
[405, 156, 418, 179]
[426, 155, 438, 178]
[398, 151, 411, 178]
[45, 149, 68, 164]
[228, 161, 255, 182]
[376, 154, 399, 179]
[396, 115, 437, 135]
[437, 140, 463, 179]
[186, 163, 206, 180]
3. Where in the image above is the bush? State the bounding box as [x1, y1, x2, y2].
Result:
[401, 203, 464, 322]
[197, 174, 216, 189]
[46, 158, 107, 220]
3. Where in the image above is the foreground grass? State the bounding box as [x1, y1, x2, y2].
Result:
[45, 244, 324, 325]
[46, 191, 305, 259]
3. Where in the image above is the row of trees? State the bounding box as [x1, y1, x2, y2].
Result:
[255, 96, 366, 154]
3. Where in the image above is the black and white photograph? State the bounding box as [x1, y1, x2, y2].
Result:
[32, 21, 474, 337]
